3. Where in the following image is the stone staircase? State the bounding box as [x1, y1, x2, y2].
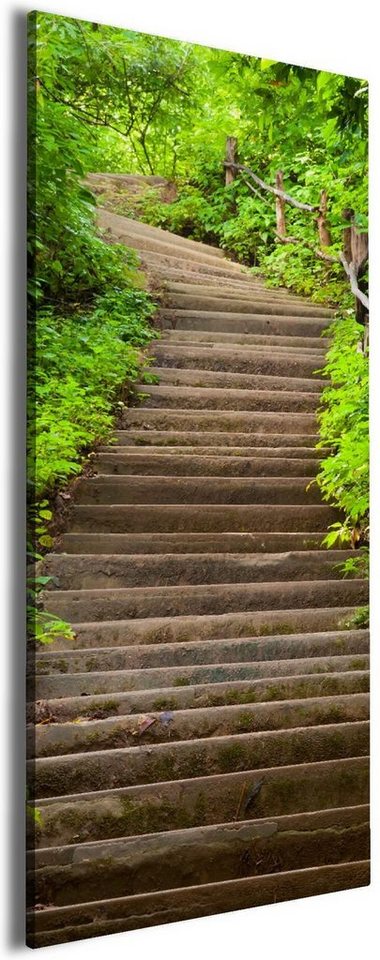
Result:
[27, 202, 370, 946]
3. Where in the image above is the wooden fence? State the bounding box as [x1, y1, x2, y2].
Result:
[224, 137, 369, 323]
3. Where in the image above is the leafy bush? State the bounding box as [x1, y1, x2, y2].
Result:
[27, 504, 76, 645]
[27, 21, 159, 647]
[29, 290, 157, 497]
[316, 314, 369, 547]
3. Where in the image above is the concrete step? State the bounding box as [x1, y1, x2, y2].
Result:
[68, 503, 338, 534]
[74, 476, 324, 506]
[163, 338, 326, 362]
[26, 859, 370, 946]
[160, 308, 330, 337]
[42, 578, 368, 623]
[151, 342, 324, 378]
[164, 281, 321, 305]
[31, 693, 369, 759]
[150, 365, 325, 392]
[60, 532, 332, 555]
[138, 384, 320, 412]
[97, 211, 228, 260]
[32, 657, 370, 701]
[120, 407, 317, 434]
[110, 430, 322, 448]
[159, 329, 328, 352]
[164, 292, 333, 318]
[88, 172, 169, 187]
[28, 805, 369, 909]
[35, 629, 368, 671]
[95, 452, 321, 476]
[52, 606, 360, 649]
[28, 720, 369, 797]
[29, 671, 369, 728]
[98, 209, 241, 269]
[41, 550, 352, 590]
[137, 249, 251, 281]
[30, 755, 369, 847]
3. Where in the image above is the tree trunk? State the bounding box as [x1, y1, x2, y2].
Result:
[275, 171, 286, 238]
[342, 208, 355, 264]
[317, 190, 331, 247]
[225, 137, 238, 186]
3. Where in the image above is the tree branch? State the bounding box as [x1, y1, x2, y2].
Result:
[240, 174, 275, 207]
[225, 161, 318, 212]
[275, 233, 369, 310]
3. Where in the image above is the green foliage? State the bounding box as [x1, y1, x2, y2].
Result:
[316, 314, 369, 544]
[33, 13, 198, 177]
[341, 606, 369, 630]
[30, 290, 156, 497]
[27, 803, 42, 826]
[28, 15, 158, 500]
[27, 503, 75, 645]
[339, 549, 369, 579]
[28, 13, 160, 650]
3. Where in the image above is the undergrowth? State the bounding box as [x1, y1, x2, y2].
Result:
[315, 313, 369, 559]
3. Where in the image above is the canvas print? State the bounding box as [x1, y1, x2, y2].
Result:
[26, 10, 369, 947]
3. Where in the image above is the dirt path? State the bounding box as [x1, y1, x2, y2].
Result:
[27, 201, 369, 946]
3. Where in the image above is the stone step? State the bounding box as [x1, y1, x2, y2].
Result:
[42, 551, 351, 590]
[68, 503, 338, 534]
[29, 670, 369, 723]
[74, 476, 324, 506]
[159, 329, 328, 352]
[35, 629, 368, 671]
[120, 407, 317, 434]
[31, 694, 369, 759]
[164, 281, 320, 305]
[98, 209, 241, 269]
[54, 606, 360, 649]
[32, 654, 369, 702]
[160, 308, 330, 338]
[42, 578, 367, 624]
[30, 756, 369, 847]
[28, 720, 369, 797]
[138, 384, 320, 412]
[97, 211, 228, 260]
[162, 272, 258, 288]
[163, 337, 326, 361]
[28, 805, 369, 910]
[150, 365, 325, 392]
[151, 342, 324, 377]
[60, 532, 333, 556]
[26, 859, 370, 946]
[165, 292, 333, 318]
[88, 172, 168, 186]
[111, 430, 322, 448]
[138, 249, 252, 281]
[95, 452, 321, 476]
[165, 290, 314, 309]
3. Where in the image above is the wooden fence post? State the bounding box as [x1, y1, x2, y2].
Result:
[317, 190, 331, 247]
[341, 208, 369, 325]
[225, 137, 238, 185]
[275, 171, 286, 238]
[342, 208, 354, 263]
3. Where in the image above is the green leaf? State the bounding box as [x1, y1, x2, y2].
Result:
[260, 58, 277, 70]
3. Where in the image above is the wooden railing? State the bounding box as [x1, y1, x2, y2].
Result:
[224, 137, 369, 322]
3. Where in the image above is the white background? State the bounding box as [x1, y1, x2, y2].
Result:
[1, 1, 378, 957]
